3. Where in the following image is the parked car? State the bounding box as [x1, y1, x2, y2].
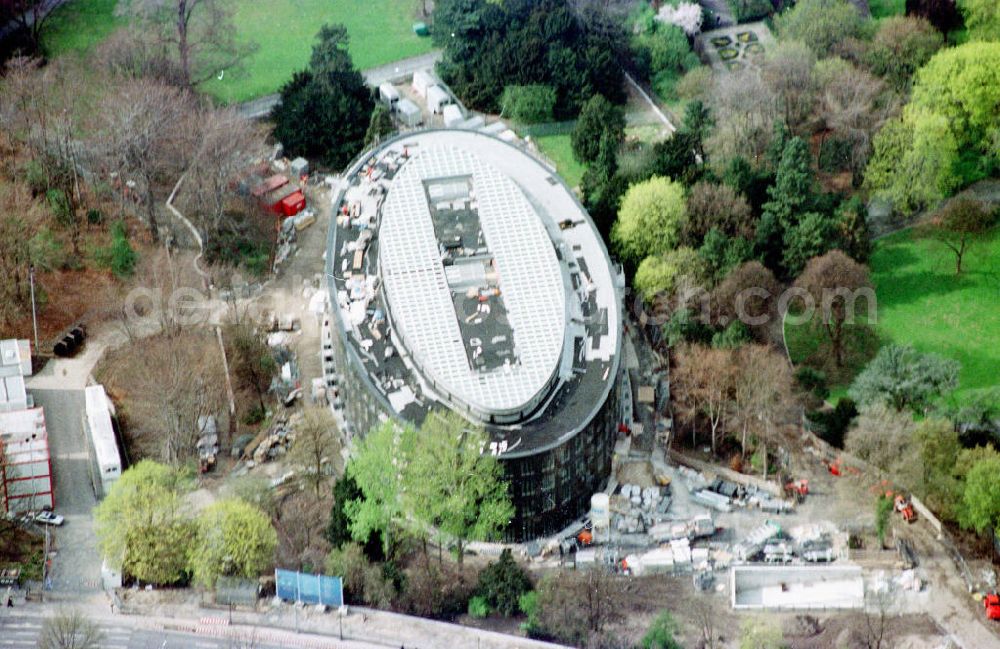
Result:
[34, 511, 64, 526]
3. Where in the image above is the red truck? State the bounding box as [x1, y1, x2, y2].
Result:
[985, 593, 1000, 621]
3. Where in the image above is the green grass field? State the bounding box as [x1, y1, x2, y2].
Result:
[868, 0, 905, 20]
[533, 133, 586, 189]
[868, 227, 1000, 403]
[43, 0, 434, 103]
[787, 227, 1000, 405]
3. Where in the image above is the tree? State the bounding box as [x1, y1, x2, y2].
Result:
[739, 616, 783, 649]
[501, 85, 557, 124]
[863, 111, 959, 214]
[271, 25, 374, 168]
[191, 499, 276, 587]
[433, 0, 624, 117]
[960, 458, 1000, 535]
[919, 198, 997, 274]
[707, 69, 778, 166]
[37, 610, 103, 649]
[274, 490, 332, 573]
[875, 494, 893, 547]
[95, 78, 193, 238]
[533, 570, 624, 645]
[345, 420, 415, 558]
[683, 181, 754, 245]
[572, 94, 625, 164]
[475, 549, 531, 617]
[175, 104, 270, 258]
[642, 610, 683, 649]
[783, 212, 839, 277]
[866, 16, 943, 90]
[325, 542, 372, 604]
[225, 319, 276, 414]
[849, 344, 960, 412]
[404, 411, 514, 566]
[288, 407, 341, 496]
[673, 345, 738, 455]
[634, 247, 705, 304]
[793, 250, 872, 368]
[364, 104, 395, 148]
[905, 0, 962, 35]
[813, 58, 897, 182]
[910, 42, 1000, 151]
[957, 0, 1000, 41]
[93, 460, 194, 585]
[913, 418, 962, 519]
[0, 179, 47, 329]
[845, 403, 921, 488]
[611, 176, 687, 267]
[775, 0, 865, 57]
[760, 42, 817, 135]
[731, 345, 797, 477]
[711, 261, 781, 340]
[115, 0, 256, 86]
[0, 0, 61, 52]
[326, 474, 366, 550]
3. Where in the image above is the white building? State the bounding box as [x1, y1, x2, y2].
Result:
[426, 85, 451, 114]
[0, 407, 52, 513]
[84, 385, 121, 499]
[0, 339, 32, 413]
[411, 70, 435, 97]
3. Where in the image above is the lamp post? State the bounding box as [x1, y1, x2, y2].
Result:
[29, 265, 39, 356]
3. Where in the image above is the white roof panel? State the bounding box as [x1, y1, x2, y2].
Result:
[379, 144, 566, 416]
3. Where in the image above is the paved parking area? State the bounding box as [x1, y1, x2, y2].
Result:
[29, 389, 102, 594]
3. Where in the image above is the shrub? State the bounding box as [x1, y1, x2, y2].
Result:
[476, 549, 531, 617]
[795, 367, 830, 400]
[468, 595, 490, 618]
[94, 220, 137, 278]
[325, 543, 371, 604]
[519, 590, 541, 635]
[398, 556, 475, 619]
[500, 85, 557, 124]
[807, 398, 858, 448]
[727, 0, 773, 22]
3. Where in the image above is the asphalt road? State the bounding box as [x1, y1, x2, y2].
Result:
[30, 389, 102, 594]
[0, 613, 308, 649]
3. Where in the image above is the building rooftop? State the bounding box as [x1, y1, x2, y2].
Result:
[328, 130, 622, 457]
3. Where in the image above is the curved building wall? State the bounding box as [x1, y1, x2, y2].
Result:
[325, 129, 623, 542]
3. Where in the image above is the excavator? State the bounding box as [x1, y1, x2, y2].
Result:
[984, 593, 1000, 621]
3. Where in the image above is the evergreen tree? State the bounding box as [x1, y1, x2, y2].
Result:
[271, 24, 374, 168]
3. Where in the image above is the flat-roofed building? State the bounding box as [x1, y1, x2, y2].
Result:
[327, 130, 625, 540]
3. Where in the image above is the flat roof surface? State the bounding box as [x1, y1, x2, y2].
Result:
[379, 145, 566, 415]
[329, 130, 621, 456]
[85, 386, 120, 469]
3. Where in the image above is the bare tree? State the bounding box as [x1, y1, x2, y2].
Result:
[273, 490, 331, 573]
[692, 594, 720, 649]
[38, 609, 103, 649]
[731, 345, 797, 477]
[761, 41, 817, 135]
[673, 344, 738, 455]
[707, 68, 778, 167]
[288, 407, 341, 497]
[115, 0, 257, 86]
[862, 587, 898, 649]
[176, 106, 269, 251]
[919, 198, 998, 275]
[0, 0, 61, 51]
[0, 179, 46, 329]
[814, 59, 898, 181]
[94, 78, 194, 239]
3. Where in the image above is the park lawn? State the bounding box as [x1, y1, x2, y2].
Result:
[43, 0, 434, 104]
[786, 227, 1000, 405]
[43, 0, 125, 56]
[868, 0, 905, 19]
[868, 227, 1000, 404]
[533, 132, 587, 189]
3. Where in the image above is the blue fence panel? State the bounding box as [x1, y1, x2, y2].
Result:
[274, 569, 343, 607]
